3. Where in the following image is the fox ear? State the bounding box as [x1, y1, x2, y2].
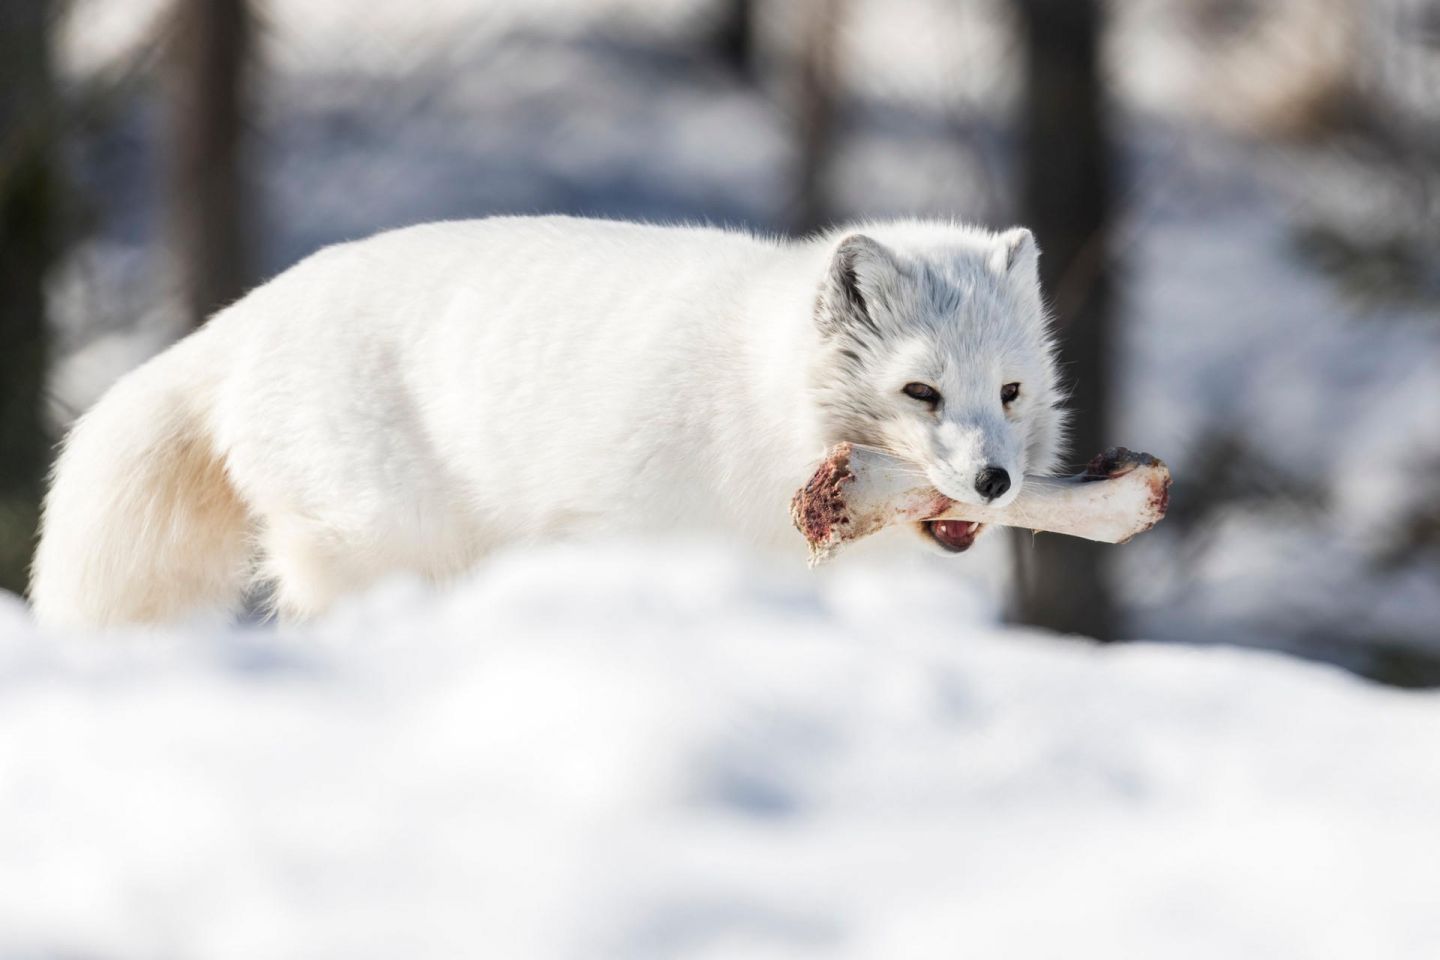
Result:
[990, 227, 1039, 286]
[820, 233, 901, 337]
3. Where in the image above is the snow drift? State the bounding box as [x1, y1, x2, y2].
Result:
[2, 542, 1438, 959]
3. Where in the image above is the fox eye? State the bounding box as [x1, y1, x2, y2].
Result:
[1001, 382, 1021, 405]
[902, 382, 941, 407]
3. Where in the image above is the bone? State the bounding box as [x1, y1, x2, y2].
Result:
[791, 443, 1172, 566]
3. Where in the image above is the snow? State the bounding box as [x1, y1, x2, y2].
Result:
[3, 543, 1439, 958]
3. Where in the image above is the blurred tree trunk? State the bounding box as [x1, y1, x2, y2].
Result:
[791, 0, 841, 235]
[1012, 0, 1116, 640]
[710, 0, 755, 79]
[166, 0, 255, 327]
[0, 0, 59, 595]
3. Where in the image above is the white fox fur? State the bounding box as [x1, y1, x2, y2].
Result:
[30, 215, 1064, 627]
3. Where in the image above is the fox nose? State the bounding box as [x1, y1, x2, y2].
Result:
[975, 466, 1011, 502]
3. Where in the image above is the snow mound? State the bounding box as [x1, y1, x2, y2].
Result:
[2, 543, 1438, 959]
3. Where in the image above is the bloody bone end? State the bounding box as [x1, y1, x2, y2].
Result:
[1083, 446, 1160, 481]
[789, 442, 857, 551]
[792, 443, 1172, 566]
[1080, 447, 1172, 531]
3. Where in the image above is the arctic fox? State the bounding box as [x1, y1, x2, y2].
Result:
[30, 216, 1064, 627]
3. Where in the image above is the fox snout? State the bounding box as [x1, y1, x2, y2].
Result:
[924, 418, 1022, 507]
[928, 460, 1020, 507]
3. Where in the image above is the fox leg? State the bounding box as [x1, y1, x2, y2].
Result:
[258, 515, 370, 622]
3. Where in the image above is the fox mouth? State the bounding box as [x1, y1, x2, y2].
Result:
[920, 519, 985, 553]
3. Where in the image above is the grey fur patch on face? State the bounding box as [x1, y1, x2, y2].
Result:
[811, 235, 897, 448]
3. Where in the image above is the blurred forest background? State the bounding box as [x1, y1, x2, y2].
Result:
[1, 0, 1437, 683]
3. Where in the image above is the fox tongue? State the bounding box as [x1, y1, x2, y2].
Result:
[929, 519, 978, 551]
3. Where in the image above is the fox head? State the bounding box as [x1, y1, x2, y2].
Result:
[809, 222, 1067, 552]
